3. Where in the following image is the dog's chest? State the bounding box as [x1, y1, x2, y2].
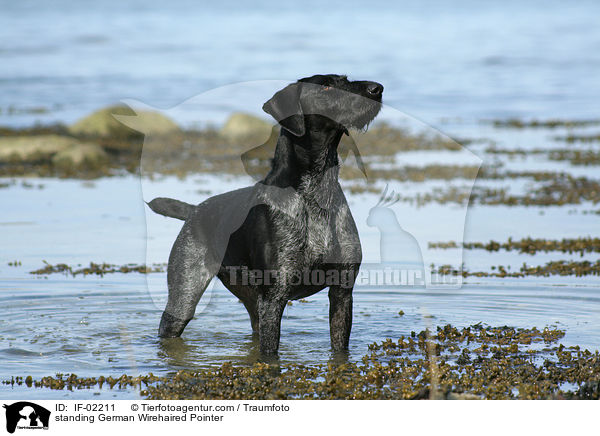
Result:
[304, 211, 335, 263]
[265, 183, 339, 266]
[273, 205, 335, 263]
[278, 201, 337, 269]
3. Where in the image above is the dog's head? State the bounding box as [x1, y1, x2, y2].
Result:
[263, 74, 383, 137]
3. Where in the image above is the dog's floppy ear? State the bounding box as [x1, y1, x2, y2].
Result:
[262, 83, 305, 136]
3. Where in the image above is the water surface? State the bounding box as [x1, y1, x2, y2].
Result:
[1, 174, 599, 399]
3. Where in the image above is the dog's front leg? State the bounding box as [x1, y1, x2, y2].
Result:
[328, 285, 353, 351]
[257, 291, 288, 355]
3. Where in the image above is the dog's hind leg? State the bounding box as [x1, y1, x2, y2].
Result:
[159, 224, 218, 337]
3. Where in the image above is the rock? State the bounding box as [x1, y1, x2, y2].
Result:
[0, 135, 80, 163]
[220, 112, 272, 142]
[52, 143, 108, 170]
[69, 105, 179, 138]
[0, 134, 109, 171]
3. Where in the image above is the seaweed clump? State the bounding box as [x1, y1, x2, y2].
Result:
[433, 260, 600, 278]
[401, 174, 600, 207]
[488, 118, 600, 129]
[429, 237, 600, 256]
[29, 261, 166, 277]
[9, 324, 600, 400]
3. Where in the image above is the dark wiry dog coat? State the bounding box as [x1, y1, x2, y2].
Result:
[148, 74, 383, 355]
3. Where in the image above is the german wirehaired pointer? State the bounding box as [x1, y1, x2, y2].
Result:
[148, 74, 383, 354]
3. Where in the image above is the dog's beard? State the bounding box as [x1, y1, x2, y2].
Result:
[347, 99, 382, 132]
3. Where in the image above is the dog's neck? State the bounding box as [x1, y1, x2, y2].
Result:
[263, 126, 344, 200]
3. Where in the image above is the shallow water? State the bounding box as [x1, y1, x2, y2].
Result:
[1, 0, 600, 399]
[1, 169, 599, 399]
[2, 0, 600, 127]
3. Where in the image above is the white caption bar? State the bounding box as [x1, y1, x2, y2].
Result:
[0, 399, 595, 435]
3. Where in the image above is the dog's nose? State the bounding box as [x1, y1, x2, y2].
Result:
[366, 82, 384, 97]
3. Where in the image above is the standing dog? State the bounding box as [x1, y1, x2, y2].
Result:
[148, 74, 383, 354]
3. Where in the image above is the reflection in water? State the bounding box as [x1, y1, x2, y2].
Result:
[328, 350, 351, 367]
[157, 337, 195, 368]
[158, 333, 269, 368]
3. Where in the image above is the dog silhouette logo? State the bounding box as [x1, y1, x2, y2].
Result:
[3, 402, 50, 433]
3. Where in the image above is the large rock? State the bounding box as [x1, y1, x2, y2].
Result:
[0, 135, 80, 163]
[69, 105, 179, 138]
[52, 143, 108, 170]
[220, 112, 272, 142]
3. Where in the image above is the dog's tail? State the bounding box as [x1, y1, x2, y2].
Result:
[146, 197, 194, 221]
